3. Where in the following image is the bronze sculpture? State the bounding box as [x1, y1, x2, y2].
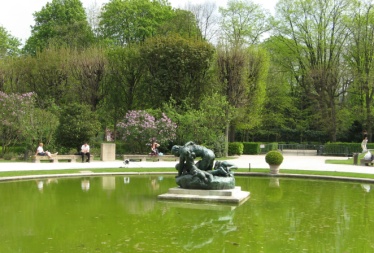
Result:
[171, 141, 237, 190]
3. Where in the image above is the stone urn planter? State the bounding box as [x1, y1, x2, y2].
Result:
[269, 164, 280, 174]
[265, 151, 284, 175]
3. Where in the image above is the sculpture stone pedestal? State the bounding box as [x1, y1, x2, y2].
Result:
[158, 186, 250, 204]
[101, 143, 116, 161]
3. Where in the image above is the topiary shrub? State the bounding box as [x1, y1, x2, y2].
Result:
[228, 142, 244, 156]
[265, 151, 284, 165]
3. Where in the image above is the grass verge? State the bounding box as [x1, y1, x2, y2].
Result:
[237, 168, 374, 179]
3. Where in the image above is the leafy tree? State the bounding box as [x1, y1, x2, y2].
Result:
[345, 1, 374, 141]
[0, 92, 35, 155]
[22, 108, 59, 157]
[235, 46, 268, 133]
[99, 0, 174, 46]
[257, 63, 300, 142]
[0, 26, 21, 57]
[0, 27, 22, 91]
[21, 47, 72, 107]
[70, 46, 107, 110]
[117, 110, 177, 153]
[55, 103, 101, 152]
[100, 45, 145, 140]
[216, 45, 267, 142]
[219, 0, 272, 47]
[163, 93, 234, 156]
[23, 0, 94, 54]
[157, 9, 202, 40]
[140, 34, 215, 108]
[273, 0, 352, 141]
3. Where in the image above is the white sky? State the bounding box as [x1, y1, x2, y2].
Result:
[0, 0, 277, 44]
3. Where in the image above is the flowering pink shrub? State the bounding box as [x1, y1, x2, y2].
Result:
[117, 110, 177, 153]
[0, 92, 35, 154]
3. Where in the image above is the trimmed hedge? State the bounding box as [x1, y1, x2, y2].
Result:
[243, 142, 260, 154]
[322, 142, 371, 156]
[242, 142, 279, 154]
[228, 142, 244, 156]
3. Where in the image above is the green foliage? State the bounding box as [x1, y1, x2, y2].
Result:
[100, 45, 144, 128]
[344, 0, 374, 135]
[24, 0, 94, 54]
[219, 0, 271, 46]
[228, 142, 244, 156]
[23, 108, 59, 153]
[3, 152, 14, 160]
[20, 47, 72, 107]
[69, 46, 106, 110]
[273, 0, 351, 141]
[0, 92, 40, 155]
[0, 26, 21, 57]
[267, 143, 279, 152]
[0, 0, 372, 147]
[241, 142, 278, 154]
[265, 151, 284, 165]
[55, 103, 101, 152]
[162, 94, 232, 152]
[157, 9, 202, 40]
[99, 0, 174, 46]
[140, 34, 215, 108]
[216, 45, 268, 145]
[243, 142, 261, 154]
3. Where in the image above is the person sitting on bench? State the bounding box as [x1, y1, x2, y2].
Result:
[81, 142, 90, 163]
[150, 139, 160, 155]
[35, 142, 57, 158]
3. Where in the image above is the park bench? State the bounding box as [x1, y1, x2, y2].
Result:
[123, 154, 177, 162]
[33, 155, 94, 163]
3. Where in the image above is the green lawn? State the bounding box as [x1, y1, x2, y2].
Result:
[237, 168, 374, 179]
[325, 158, 355, 165]
[325, 152, 367, 165]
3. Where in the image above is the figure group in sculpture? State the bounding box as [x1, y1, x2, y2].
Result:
[171, 141, 237, 182]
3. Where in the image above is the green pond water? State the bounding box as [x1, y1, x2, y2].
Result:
[0, 175, 373, 253]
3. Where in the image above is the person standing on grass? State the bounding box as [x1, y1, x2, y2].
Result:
[81, 142, 90, 163]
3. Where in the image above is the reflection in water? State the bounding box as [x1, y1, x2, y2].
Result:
[102, 176, 115, 190]
[81, 178, 90, 191]
[361, 184, 371, 192]
[124, 177, 130, 184]
[183, 209, 235, 251]
[36, 178, 58, 192]
[36, 180, 44, 191]
[269, 177, 280, 188]
[150, 177, 159, 190]
[161, 201, 237, 251]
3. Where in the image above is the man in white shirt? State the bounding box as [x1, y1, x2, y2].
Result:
[81, 142, 90, 163]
